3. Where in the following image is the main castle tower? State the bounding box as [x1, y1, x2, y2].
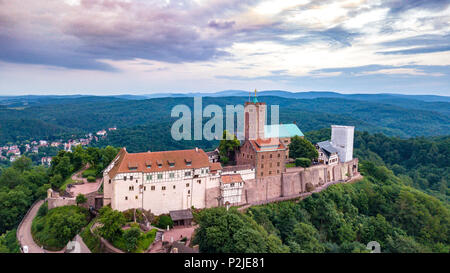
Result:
[244, 89, 266, 140]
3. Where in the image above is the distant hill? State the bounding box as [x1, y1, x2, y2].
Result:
[1, 94, 449, 145]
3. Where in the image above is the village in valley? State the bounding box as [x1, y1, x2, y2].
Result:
[0, 127, 116, 165]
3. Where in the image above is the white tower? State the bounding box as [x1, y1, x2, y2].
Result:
[331, 125, 354, 163]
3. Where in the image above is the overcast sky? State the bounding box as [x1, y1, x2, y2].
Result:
[0, 0, 449, 96]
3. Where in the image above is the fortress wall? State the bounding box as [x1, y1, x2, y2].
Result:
[205, 187, 221, 208]
[47, 197, 76, 209]
[232, 158, 359, 205]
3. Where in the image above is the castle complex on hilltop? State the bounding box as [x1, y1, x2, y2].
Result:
[103, 94, 359, 216]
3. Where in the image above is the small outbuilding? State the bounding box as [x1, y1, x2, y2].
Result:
[169, 209, 193, 227]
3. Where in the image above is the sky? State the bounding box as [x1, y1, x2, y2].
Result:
[0, 0, 449, 96]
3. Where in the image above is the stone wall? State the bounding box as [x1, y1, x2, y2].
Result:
[47, 197, 76, 209]
[237, 158, 359, 206]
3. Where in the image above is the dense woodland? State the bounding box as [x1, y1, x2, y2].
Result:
[0, 146, 117, 252]
[193, 161, 449, 253]
[1, 95, 449, 145]
[306, 129, 449, 204]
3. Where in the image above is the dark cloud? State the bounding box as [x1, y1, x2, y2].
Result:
[208, 20, 236, 29]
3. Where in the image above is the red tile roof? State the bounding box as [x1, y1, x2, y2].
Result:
[221, 174, 243, 184]
[107, 148, 211, 178]
[249, 138, 286, 152]
[210, 162, 222, 171]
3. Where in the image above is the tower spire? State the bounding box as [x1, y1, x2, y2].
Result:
[253, 89, 259, 103]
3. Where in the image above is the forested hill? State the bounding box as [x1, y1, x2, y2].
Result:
[306, 129, 449, 204]
[192, 161, 450, 253]
[1, 94, 450, 144]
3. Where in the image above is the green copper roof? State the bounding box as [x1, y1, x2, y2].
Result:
[264, 124, 304, 138]
[253, 96, 259, 103]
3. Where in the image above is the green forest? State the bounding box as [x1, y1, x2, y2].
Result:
[193, 161, 449, 253]
[0, 146, 118, 252]
[1, 95, 449, 145]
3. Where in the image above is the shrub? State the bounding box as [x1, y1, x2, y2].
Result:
[31, 206, 89, 250]
[305, 182, 315, 192]
[82, 169, 97, 178]
[37, 201, 48, 217]
[87, 176, 96, 182]
[122, 209, 135, 222]
[123, 227, 141, 252]
[98, 207, 126, 242]
[156, 215, 173, 229]
[295, 158, 311, 168]
[76, 194, 87, 205]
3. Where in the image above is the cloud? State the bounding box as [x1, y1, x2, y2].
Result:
[377, 46, 450, 55]
[384, 0, 450, 14]
[355, 68, 445, 77]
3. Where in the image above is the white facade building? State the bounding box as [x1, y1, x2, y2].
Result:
[103, 148, 222, 215]
[331, 125, 354, 163]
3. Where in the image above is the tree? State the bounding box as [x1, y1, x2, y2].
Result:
[289, 136, 318, 161]
[98, 207, 126, 241]
[12, 156, 32, 173]
[218, 130, 240, 164]
[157, 215, 173, 229]
[76, 194, 87, 206]
[289, 222, 324, 253]
[123, 227, 141, 252]
[295, 158, 311, 168]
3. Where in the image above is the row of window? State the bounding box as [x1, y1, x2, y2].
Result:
[261, 162, 281, 168]
[260, 170, 281, 176]
[124, 185, 192, 199]
[129, 183, 192, 192]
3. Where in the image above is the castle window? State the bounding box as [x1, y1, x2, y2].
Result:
[197, 180, 201, 184]
[185, 171, 191, 176]
[157, 174, 163, 179]
[169, 173, 175, 178]
[173, 185, 176, 189]
[260, 172, 263, 176]
[278, 153, 280, 158]
[124, 176, 127, 181]
[146, 175, 152, 181]
[109, 179, 111, 184]
[231, 183, 235, 187]
[277, 162, 280, 167]
[188, 190, 191, 194]
[270, 154, 272, 158]
[144, 186, 146, 191]
[162, 186, 166, 191]
[130, 176, 133, 180]
[261, 164, 264, 168]
[125, 196, 128, 200]
[186, 183, 190, 187]
[277, 170, 280, 174]
[151, 186, 155, 191]
[135, 195, 138, 200]
[129, 186, 134, 191]
[262, 155, 264, 159]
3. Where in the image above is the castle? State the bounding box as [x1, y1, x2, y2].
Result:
[102, 94, 359, 215]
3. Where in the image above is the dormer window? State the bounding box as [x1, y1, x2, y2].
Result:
[185, 158, 192, 166]
[128, 162, 138, 171]
[157, 160, 162, 168]
[145, 160, 152, 169]
[168, 159, 175, 167]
